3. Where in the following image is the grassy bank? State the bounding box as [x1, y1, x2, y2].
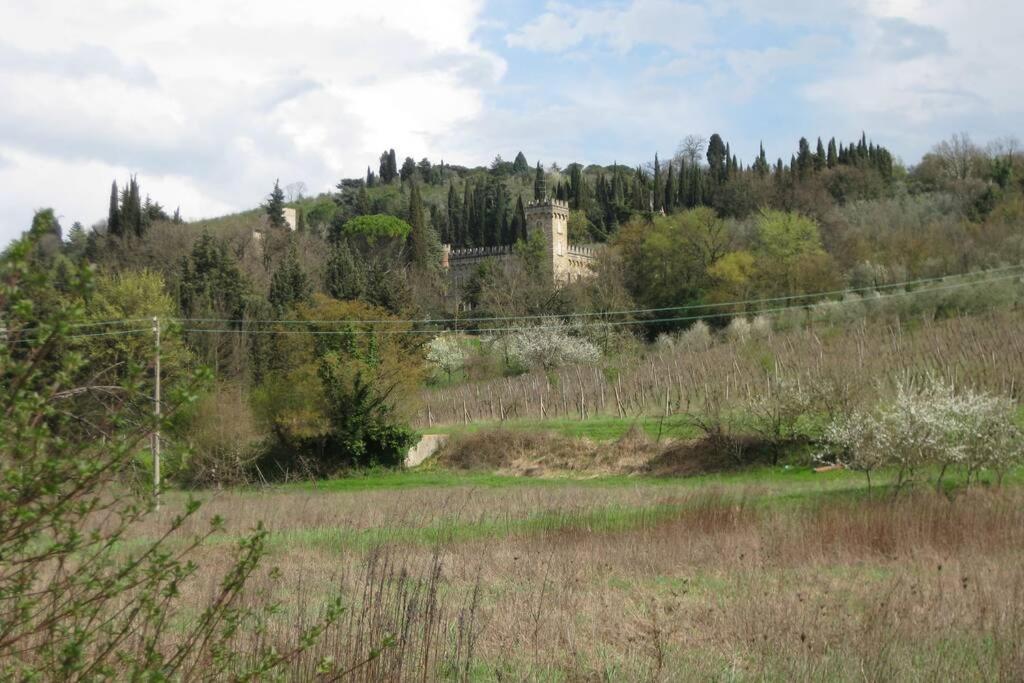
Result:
[142, 471, 1024, 680]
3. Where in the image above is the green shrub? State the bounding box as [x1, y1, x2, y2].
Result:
[341, 214, 412, 242]
[0, 222, 341, 678]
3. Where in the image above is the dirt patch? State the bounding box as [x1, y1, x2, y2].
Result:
[436, 427, 791, 478]
[645, 435, 793, 476]
[435, 426, 664, 477]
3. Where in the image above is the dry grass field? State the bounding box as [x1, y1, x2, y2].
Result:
[143, 469, 1024, 681]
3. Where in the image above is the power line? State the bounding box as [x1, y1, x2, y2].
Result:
[7, 328, 151, 346]
[167, 263, 1024, 328]
[14, 317, 153, 337]
[5, 265, 1021, 345]
[176, 272, 1024, 337]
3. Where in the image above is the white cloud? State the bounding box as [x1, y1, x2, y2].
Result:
[507, 0, 710, 53]
[802, 0, 1024, 152]
[0, 0, 503, 243]
[723, 35, 842, 103]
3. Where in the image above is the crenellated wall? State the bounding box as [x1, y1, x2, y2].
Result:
[443, 198, 596, 289]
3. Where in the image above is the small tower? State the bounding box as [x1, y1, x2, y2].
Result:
[525, 197, 570, 281]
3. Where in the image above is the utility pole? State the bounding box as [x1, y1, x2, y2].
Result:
[152, 317, 161, 510]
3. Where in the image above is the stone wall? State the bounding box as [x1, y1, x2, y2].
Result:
[442, 198, 597, 289]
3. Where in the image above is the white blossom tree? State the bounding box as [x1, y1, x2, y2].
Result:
[819, 377, 1023, 490]
[506, 318, 600, 372]
[426, 335, 466, 381]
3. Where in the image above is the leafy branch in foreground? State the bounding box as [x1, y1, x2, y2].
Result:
[0, 221, 345, 679]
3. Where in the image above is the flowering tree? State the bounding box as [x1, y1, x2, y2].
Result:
[819, 411, 888, 489]
[506, 318, 600, 372]
[426, 335, 466, 381]
[819, 377, 1023, 490]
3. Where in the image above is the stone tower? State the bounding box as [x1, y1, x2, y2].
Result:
[525, 198, 570, 277]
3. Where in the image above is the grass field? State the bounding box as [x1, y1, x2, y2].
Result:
[147, 465, 1024, 680]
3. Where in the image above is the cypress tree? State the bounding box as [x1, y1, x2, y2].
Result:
[388, 149, 398, 181]
[326, 240, 365, 300]
[691, 167, 704, 206]
[268, 239, 311, 314]
[707, 134, 727, 183]
[754, 142, 770, 177]
[356, 185, 371, 216]
[400, 156, 417, 183]
[407, 181, 430, 267]
[107, 180, 122, 237]
[827, 138, 838, 168]
[431, 204, 447, 245]
[264, 179, 287, 228]
[462, 181, 474, 247]
[126, 175, 143, 238]
[664, 162, 675, 212]
[677, 160, 688, 207]
[815, 137, 826, 171]
[534, 162, 546, 200]
[796, 138, 812, 179]
[446, 182, 461, 246]
[512, 195, 528, 242]
[494, 181, 511, 245]
[652, 154, 662, 212]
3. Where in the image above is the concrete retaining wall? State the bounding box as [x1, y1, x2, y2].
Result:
[406, 434, 449, 468]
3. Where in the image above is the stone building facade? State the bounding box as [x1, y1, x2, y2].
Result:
[442, 198, 597, 288]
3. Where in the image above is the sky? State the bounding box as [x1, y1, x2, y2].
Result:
[0, 0, 1021, 244]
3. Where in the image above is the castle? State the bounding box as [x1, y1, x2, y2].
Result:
[442, 198, 597, 287]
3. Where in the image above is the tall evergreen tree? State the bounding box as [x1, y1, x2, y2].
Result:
[533, 162, 546, 200]
[462, 181, 475, 247]
[355, 186, 371, 216]
[511, 195, 528, 243]
[264, 179, 287, 228]
[179, 232, 248, 325]
[568, 164, 586, 211]
[652, 154, 663, 212]
[754, 142, 770, 177]
[268, 239, 311, 314]
[325, 240, 365, 300]
[125, 175, 143, 238]
[388, 149, 398, 181]
[796, 138, 813, 179]
[707, 134, 727, 183]
[406, 181, 430, 267]
[431, 204, 447, 245]
[688, 166, 704, 207]
[663, 162, 675, 212]
[107, 180, 122, 237]
[815, 137, 827, 171]
[65, 221, 87, 260]
[512, 151, 529, 174]
[446, 182, 462, 247]
[400, 157, 417, 183]
[827, 138, 838, 168]
[677, 160, 687, 206]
